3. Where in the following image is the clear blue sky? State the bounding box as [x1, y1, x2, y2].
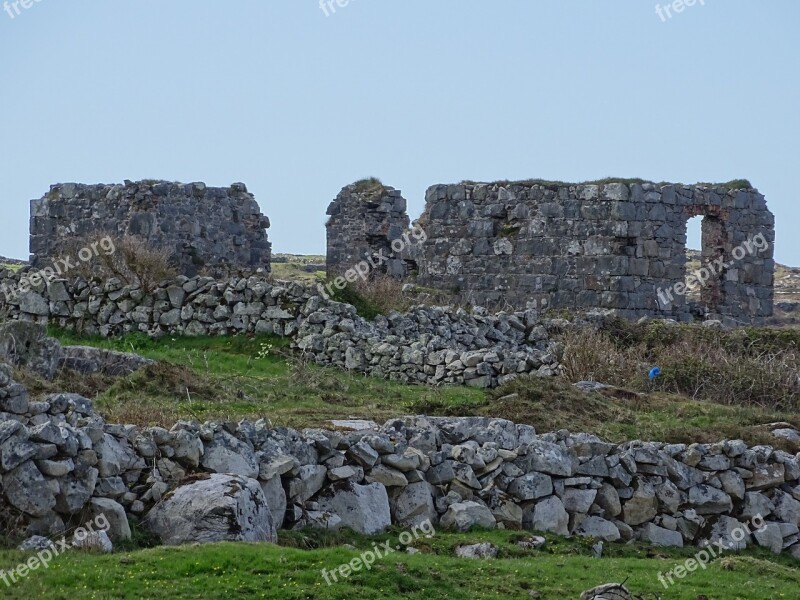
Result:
[1, 1, 798, 263]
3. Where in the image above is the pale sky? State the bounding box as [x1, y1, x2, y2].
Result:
[1, 1, 798, 263]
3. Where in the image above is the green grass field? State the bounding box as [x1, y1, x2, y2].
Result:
[1, 328, 797, 599]
[1, 529, 799, 599]
[28, 329, 799, 449]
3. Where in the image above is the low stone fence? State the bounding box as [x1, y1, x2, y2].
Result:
[1, 368, 798, 558]
[0, 272, 560, 387]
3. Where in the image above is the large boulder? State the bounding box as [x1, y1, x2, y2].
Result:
[527, 496, 569, 536]
[60, 346, 155, 377]
[287, 465, 326, 503]
[390, 482, 437, 528]
[200, 431, 259, 478]
[508, 473, 553, 501]
[56, 469, 99, 514]
[0, 322, 64, 380]
[706, 515, 751, 550]
[144, 474, 276, 544]
[82, 498, 131, 543]
[516, 441, 574, 476]
[623, 482, 658, 526]
[260, 476, 287, 529]
[0, 421, 37, 471]
[772, 490, 800, 526]
[3, 461, 57, 517]
[440, 501, 496, 532]
[575, 516, 621, 541]
[688, 485, 733, 515]
[315, 481, 391, 535]
[638, 523, 683, 548]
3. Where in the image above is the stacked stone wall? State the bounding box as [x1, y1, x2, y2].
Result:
[0, 271, 560, 388]
[2, 367, 798, 557]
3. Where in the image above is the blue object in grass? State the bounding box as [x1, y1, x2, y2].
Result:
[648, 367, 662, 380]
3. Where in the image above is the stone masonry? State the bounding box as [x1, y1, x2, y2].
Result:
[327, 179, 775, 324]
[30, 180, 272, 277]
[326, 180, 411, 278]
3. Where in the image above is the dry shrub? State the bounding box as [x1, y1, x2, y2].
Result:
[560, 327, 646, 386]
[351, 274, 412, 315]
[64, 234, 176, 292]
[556, 322, 800, 411]
[329, 275, 413, 318]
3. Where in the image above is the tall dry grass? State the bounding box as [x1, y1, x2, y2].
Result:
[558, 320, 800, 411]
[64, 234, 176, 292]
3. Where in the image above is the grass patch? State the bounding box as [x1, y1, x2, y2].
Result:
[271, 254, 326, 286]
[488, 377, 799, 449]
[0, 529, 798, 599]
[42, 330, 485, 429]
[351, 177, 386, 196]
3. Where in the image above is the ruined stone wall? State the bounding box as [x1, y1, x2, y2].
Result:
[414, 181, 774, 323]
[30, 180, 272, 277]
[326, 181, 411, 278]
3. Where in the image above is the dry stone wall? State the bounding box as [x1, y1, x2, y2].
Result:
[0, 270, 560, 388]
[2, 364, 799, 557]
[30, 180, 272, 277]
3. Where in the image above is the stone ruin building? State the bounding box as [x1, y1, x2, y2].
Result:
[24, 176, 774, 324]
[326, 179, 775, 324]
[30, 180, 272, 277]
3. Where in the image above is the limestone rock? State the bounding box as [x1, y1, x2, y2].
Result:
[144, 474, 276, 544]
[440, 501, 496, 532]
[316, 481, 391, 535]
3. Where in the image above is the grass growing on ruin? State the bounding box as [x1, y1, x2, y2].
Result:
[0, 529, 798, 599]
[351, 177, 385, 195]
